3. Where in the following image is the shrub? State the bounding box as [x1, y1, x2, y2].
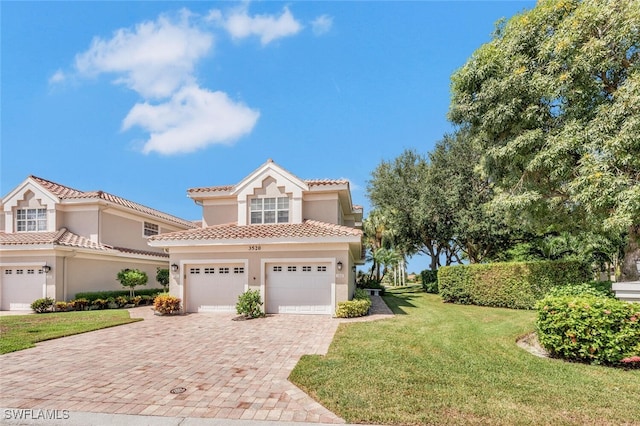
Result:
[130, 296, 142, 306]
[546, 282, 614, 299]
[91, 298, 109, 309]
[420, 270, 438, 293]
[70, 298, 89, 311]
[116, 268, 148, 298]
[236, 289, 265, 319]
[115, 296, 129, 307]
[31, 297, 54, 313]
[153, 294, 182, 314]
[75, 289, 165, 302]
[536, 294, 640, 365]
[438, 260, 591, 309]
[356, 277, 386, 295]
[336, 289, 372, 318]
[55, 301, 69, 312]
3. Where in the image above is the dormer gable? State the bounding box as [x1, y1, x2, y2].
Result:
[232, 160, 307, 225]
[2, 177, 60, 233]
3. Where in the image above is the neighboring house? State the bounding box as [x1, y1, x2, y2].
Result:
[0, 176, 195, 310]
[148, 160, 365, 315]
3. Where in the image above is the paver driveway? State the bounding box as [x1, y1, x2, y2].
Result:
[0, 308, 344, 423]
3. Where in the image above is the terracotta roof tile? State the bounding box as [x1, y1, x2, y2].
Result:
[29, 176, 195, 229]
[188, 179, 350, 194]
[149, 220, 362, 243]
[1, 228, 167, 258]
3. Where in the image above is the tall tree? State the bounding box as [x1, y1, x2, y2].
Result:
[449, 0, 640, 280]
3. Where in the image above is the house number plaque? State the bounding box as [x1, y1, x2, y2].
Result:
[248, 245, 262, 251]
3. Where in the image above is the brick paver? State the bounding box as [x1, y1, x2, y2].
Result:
[0, 308, 345, 423]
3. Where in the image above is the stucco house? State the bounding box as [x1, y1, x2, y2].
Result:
[148, 160, 365, 315]
[0, 176, 196, 310]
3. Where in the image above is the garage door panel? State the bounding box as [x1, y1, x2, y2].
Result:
[2, 268, 46, 311]
[187, 265, 246, 313]
[266, 263, 332, 315]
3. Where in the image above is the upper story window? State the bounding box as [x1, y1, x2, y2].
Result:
[16, 208, 47, 232]
[143, 222, 159, 237]
[250, 197, 289, 224]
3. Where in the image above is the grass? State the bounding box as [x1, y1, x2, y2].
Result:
[0, 310, 142, 354]
[290, 285, 640, 426]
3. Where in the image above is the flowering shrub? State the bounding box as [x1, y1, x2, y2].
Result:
[536, 294, 640, 365]
[91, 298, 108, 309]
[55, 301, 69, 312]
[236, 290, 264, 319]
[153, 294, 181, 314]
[70, 298, 89, 311]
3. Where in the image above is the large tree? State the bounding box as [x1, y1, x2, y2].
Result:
[449, 0, 640, 280]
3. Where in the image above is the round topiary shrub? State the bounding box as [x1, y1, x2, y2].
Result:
[536, 293, 640, 365]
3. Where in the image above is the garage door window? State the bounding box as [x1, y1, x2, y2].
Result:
[234, 267, 244, 274]
[317, 266, 327, 272]
[273, 266, 282, 272]
[204, 268, 215, 274]
[287, 266, 297, 272]
[16, 269, 24, 275]
[4, 270, 12, 275]
[219, 267, 229, 274]
[302, 266, 312, 272]
[190, 268, 200, 274]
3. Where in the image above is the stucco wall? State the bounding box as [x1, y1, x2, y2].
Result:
[302, 198, 339, 224]
[101, 211, 165, 253]
[202, 202, 237, 226]
[65, 257, 165, 299]
[62, 209, 100, 241]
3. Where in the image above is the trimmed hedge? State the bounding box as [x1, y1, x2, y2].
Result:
[74, 288, 165, 302]
[336, 289, 372, 318]
[438, 260, 591, 309]
[536, 294, 640, 365]
[420, 270, 438, 293]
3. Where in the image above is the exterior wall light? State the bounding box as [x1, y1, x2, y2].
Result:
[337, 261, 343, 271]
[171, 263, 179, 273]
[42, 265, 51, 273]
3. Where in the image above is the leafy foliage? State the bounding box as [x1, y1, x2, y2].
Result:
[153, 294, 181, 315]
[30, 297, 54, 313]
[545, 282, 614, 299]
[74, 288, 165, 302]
[536, 294, 640, 365]
[449, 0, 640, 280]
[335, 289, 371, 318]
[420, 270, 438, 293]
[116, 269, 148, 298]
[438, 260, 591, 309]
[156, 268, 170, 290]
[235, 289, 264, 319]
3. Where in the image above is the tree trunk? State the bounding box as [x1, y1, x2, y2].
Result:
[620, 225, 640, 282]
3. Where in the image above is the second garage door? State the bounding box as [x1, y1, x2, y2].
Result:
[186, 264, 246, 313]
[1, 267, 46, 311]
[266, 262, 332, 314]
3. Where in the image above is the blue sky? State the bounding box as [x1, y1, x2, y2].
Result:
[1, 1, 535, 272]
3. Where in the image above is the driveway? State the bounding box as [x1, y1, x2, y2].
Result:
[0, 308, 343, 423]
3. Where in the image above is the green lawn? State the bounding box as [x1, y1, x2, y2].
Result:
[290, 286, 640, 426]
[0, 310, 142, 354]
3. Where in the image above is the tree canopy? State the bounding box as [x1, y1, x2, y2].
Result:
[449, 0, 640, 279]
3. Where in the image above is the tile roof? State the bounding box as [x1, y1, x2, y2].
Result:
[149, 220, 362, 243]
[187, 179, 350, 194]
[29, 175, 196, 229]
[0, 228, 168, 258]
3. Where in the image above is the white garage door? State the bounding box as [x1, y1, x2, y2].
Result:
[1, 267, 46, 311]
[186, 264, 246, 313]
[266, 263, 332, 314]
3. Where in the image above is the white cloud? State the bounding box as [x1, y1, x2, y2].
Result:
[122, 85, 260, 155]
[49, 69, 66, 84]
[311, 15, 333, 36]
[74, 13, 213, 98]
[210, 6, 302, 45]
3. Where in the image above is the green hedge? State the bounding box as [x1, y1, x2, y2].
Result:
[536, 294, 640, 365]
[438, 260, 591, 309]
[420, 270, 438, 293]
[74, 288, 165, 302]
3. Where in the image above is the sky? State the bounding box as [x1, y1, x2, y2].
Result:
[1, 0, 536, 272]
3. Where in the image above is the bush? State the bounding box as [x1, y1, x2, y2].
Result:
[356, 277, 386, 295]
[70, 298, 89, 311]
[153, 294, 181, 314]
[74, 289, 165, 302]
[421, 270, 438, 293]
[536, 294, 640, 365]
[546, 282, 614, 299]
[236, 289, 265, 318]
[55, 301, 69, 312]
[91, 298, 109, 309]
[31, 297, 54, 313]
[438, 260, 591, 309]
[156, 268, 170, 291]
[335, 289, 372, 318]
